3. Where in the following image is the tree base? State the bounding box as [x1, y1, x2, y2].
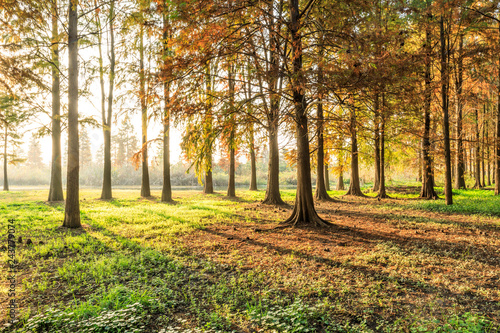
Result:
[262, 194, 286, 206]
[279, 207, 333, 228]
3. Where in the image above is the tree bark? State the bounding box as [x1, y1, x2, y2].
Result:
[346, 105, 366, 197]
[63, 0, 81, 228]
[100, 0, 114, 200]
[482, 106, 486, 187]
[161, 3, 172, 202]
[282, 0, 330, 227]
[314, 98, 333, 201]
[248, 123, 258, 191]
[420, 25, 438, 199]
[324, 162, 330, 191]
[227, 65, 236, 198]
[203, 61, 214, 194]
[378, 94, 389, 199]
[440, 16, 453, 204]
[263, 117, 284, 204]
[372, 93, 380, 192]
[139, 23, 150, 198]
[48, 0, 64, 202]
[3, 123, 8, 191]
[473, 107, 482, 188]
[455, 34, 466, 190]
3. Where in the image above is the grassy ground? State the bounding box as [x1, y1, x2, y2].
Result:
[0, 187, 499, 332]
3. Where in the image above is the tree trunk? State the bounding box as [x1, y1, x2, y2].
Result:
[263, 118, 284, 204]
[336, 171, 344, 190]
[249, 124, 258, 191]
[325, 162, 330, 191]
[482, 106, 486, 187]
[440, 16, 453, 204]
[63, 0, 81, 228]
[473, 107, 482, 188]
[139, 24, 150, 198]
[161, 3, 172, 202]
[227, 65, 236, 198]
[455, 35, 466, 190]
[420, 25, 438, 199]
[378, 95, 389, 199]
[48, 0, 64, 201]
[100, 0, 114, 200]
[346, 105, 366, 197]
[3, 123, 8, 191]
[204, 61, 214, 194]
[487, 116, 491, 186]
[373, 93, 380, 192]
[314, 98, 333, 201]
[282, 0, 329, 227]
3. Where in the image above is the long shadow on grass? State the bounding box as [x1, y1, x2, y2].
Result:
[200, 227, 500, 322]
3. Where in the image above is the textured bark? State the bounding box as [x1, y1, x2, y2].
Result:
[63, 0, 81, 228]
[455, 35, 466, 190]
[3, 124, 8, 191]
[263, 118, 284, 204]
[227, 66, 236, 198]
[139, 24, 150, 198]
[482, 108, 486, 187]
[420, 32, 438, 199]
[161, 4, 172, 202]
[440, 16, 453, 204]
[473, 108, 482, 188]
[314, 100, 333, 201]
[324, 163, 330, 191]
[372, 94, 380, 192]
[48, 0, 64, 201]
[346, 106, 366, 197]
[248, 124, 258, 191]
[378, 96, 389, 199]
[497, 22, 500, 195]
[282, 0, 330, 227]
[100, 0, 114, 200]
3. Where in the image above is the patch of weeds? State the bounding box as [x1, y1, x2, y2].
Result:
[21, 303, 147, 333]
[411, 312, 494, 333]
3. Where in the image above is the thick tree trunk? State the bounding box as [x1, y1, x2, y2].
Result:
[3, 124, 8, 191]
[48, 0, 64, 201]
[372, 93, 380, 192]
[455, 35, 466, 190]
[139, 25, 150, 197]
[482, 108, 486, 187]
[282, 0, 329, 227]
[346, 106, 366, 197]
[63, 0, 81, 228]
[249, 124, 258, 191]
[440, 16, 453, 204]
[161, 5, 172, 202]
[497, 22, 500, 194]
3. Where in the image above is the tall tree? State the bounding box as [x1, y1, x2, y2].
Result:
[139, 15, 151, 198]
[63, 0, 81, 228]
[48, 0, 64, 202]
[282, 0, 330, 227]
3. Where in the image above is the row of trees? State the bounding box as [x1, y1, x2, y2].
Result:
[2, 0, 500, 228]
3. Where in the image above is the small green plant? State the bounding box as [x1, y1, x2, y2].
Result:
[411, 312, 493, 333]
[248, 298, 321, 332]
[21, 303, 147, 333]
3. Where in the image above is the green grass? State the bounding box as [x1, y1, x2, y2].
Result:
[0, 188, 498, 332]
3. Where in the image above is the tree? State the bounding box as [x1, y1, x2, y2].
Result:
[64, 0, 81, 228]
[48, 0, 64, 202]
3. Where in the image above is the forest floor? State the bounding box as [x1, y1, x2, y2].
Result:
[0, 188, 499, 332]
